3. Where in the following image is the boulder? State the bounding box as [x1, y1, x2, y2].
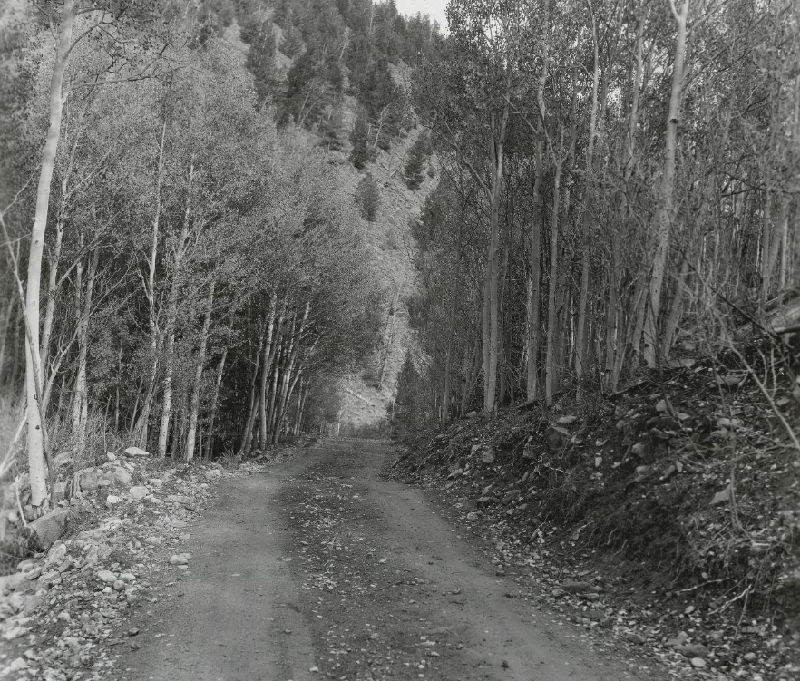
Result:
[112, 466, 132, 486]
[546, 426, 570, 451]
[481, 446, 495, 464]
[96, 569, 116, 583]
[0, 573, 26, 596]
[27, 508, 72, 550]
[129, 485, 149, 500]
[77, 468, 100, 492]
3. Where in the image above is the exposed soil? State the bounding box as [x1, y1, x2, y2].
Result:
[112, 440, 667, 681]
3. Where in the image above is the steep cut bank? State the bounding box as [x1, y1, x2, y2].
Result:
[336, 126, 435, 431]
[392, 336, 800, 681]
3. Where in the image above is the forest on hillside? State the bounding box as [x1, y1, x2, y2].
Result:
[0, 0, 440, 516]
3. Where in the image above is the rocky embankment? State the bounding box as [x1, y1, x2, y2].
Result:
[0, 447, 263, 680]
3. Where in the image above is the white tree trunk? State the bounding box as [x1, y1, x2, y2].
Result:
[134, 120, 167, 448]
[545, 155, 563, 406]
[575, 15, 601, 382]
[25, 0, 75, 508]
[643, 0, 689, 367]
[258, 293, 278, 449]
[71, 248, 98, 458]
[158, 161, 193, 458]
[204, 347, 227, 459]
[185, 282, 214, 462]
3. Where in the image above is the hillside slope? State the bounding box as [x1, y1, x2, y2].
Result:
[337, 126, 436, 430]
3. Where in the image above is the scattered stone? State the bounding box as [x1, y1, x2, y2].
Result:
[3, 657, 27, 673]
[27, 508, 72, 550]
[557, 414, 578, 425]
[106, 494, 122, 506]
[129, 485, 149, 500]
[128, 627, 140, 637]
[546, 426, 570, 450]
[690, 657, 707, 668]
[561, 580, 591, 593]
[113, 466, 133, 485]
[711, 485, 731, 506]
[169, 553, 190, 566]
[631, 442, 646, 456]
[78, 467, 100, 491]
[124, 446, 150, 457]
[680, 643, 709, 658]
[97, 570, 116, 583]
[667, 631, 689, 648]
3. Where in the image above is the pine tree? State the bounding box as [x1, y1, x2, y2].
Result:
[349, 110, 371, 169]
[356, 173, 380, 221]
[241, 19, 278, 106]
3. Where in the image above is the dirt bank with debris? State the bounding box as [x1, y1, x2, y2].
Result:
[392, 345, 800, 681]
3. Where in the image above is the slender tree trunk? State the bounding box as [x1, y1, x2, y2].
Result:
[483, 77, 511, 414]
[604, 230, 621, 390]
[575, 14, 601, 383]
[258, 293, 278, 450]
[238, 333, 263, 455]
[0, 294, 15, 384]
[266, 336, 284, 439]
[40, 211, 65, 374]
[484, 135, 505, 414]
[545, 152, 564, 406]
[779, 205, 790, 290]
[272, 304, 309, 444]
[24, 0, 75, 507]
[134, 120, 167, 448]
[763, 198, 787, 304]
[442, 297, 455, 422]
[643, 0, 689, 367]
[114, 347, 122, 431]
[526, 141, 544, 402]
[72, 248, 98, 459]
[158, 161, 193, 458]
[295, 380, 308, 435]
[185, 282, 214, 462]
[204, 348, 227, 459]
[661, 257, 689, 359]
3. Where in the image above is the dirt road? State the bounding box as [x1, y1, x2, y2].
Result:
[116, 440, 661, 681]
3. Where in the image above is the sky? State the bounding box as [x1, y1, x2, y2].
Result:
[394, 0, 449, 30]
